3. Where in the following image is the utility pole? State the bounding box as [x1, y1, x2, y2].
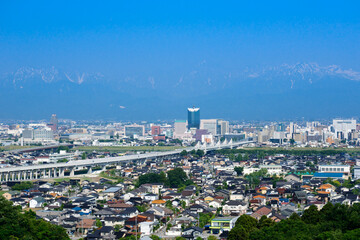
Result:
[135, 214, 138, 240]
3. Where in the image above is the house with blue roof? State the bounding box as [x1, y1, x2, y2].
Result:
[313, 172, 344, 179]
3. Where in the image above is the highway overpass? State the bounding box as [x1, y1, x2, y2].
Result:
[0, 139, 253, 182]
[3, 144, 74, 154]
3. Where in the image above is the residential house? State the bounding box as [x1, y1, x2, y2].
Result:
[144, 193, 158, 201]
[210, 216, 239, 234]
[101, 187, 122, 200]
[87, 226, 116, 240]
[182, 226, 203, 240]
[151, 199, 166, 207]
[29, 196, 45, 208]
[251, 206, 272, 220]
[139, 221, 157, 236]
[76, 219, 96, 235]
[223, 200, 248, 216]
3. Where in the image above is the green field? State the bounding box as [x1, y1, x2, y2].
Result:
[0, 145, 36, 151]
[74, 145, 184, 152]
[220, 146, 360, 156]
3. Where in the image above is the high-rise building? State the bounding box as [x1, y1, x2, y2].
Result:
[218, 120, 230, 135]
[333, 119, 356, 140]
[200, 119, 229, 136]
[151, 125, 161, 136]
[49, 114, 58, 131]
[289, 122, 295, 139]
[187, 107, 200, 129]
[174, 120, 187, 138]
[200, 119, 220, 135]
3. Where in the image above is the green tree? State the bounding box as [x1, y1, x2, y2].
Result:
[57, 146, 70, 152]
[247, 202, 360, 240]
[228, 226, 249, 240]
[150, 235, 161, 240]
[167, 168, 188, 188]
[11, 181, 33, 191]
[301, 205, 320, 224]
[257, 216, 274, 229]
[207, 236, 218, 240]
[196, 149, 205, 157]
[234, 167, 244, 176]
[236, 154, 243, 162]
[136, 205, 148, 213]
[95, 218, 102, 228]
[235, 214, 258, 233]
[114, 224, 121, 232]
[180, 150, 188, 157]
[0, 196, 69, 239]
[175, 237, 186, 240]
[137, 172, 164, 187]
[159, 171, 167, 184]
[199, 212, 214, 228]
[319, 202, 334, 222]
[57, 158, 68, 163]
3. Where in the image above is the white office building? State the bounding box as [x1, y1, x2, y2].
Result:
[318, 165, 351, 175]
[49, 150, 75, 163]
[124, 124, 145, 138]
[174, 120, 187, 139]
[354, 166, 360, 180]
[332, 119, 356, 140]
[260, 164, 283, 175]
[200, 119, 220, 135]
[22, 128, 54, 142]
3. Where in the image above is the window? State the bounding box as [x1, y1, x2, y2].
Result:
[222, 222, 230, 227]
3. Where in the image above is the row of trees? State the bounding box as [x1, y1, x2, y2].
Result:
[218, 148, 357, 156]
[11, 181, 33, 191]
[229, 202, 360, 240]
[136, 168, 193, 188]
[180, 149, 205, 158]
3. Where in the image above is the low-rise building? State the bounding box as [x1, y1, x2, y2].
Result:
[210, 216, 239, 234]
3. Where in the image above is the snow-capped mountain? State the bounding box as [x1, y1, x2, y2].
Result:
[0, 62, 359, 120]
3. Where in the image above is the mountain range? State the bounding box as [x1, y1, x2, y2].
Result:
[0, 63, 359, 120]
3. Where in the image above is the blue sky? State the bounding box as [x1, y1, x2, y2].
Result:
[1, 1, 360, 120]
[1, 1, 360, 71]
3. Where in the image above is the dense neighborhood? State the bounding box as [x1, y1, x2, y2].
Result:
[1, 148, 360, 239]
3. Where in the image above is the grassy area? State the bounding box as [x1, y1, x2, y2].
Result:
[0, 145, 36, 151]
[53, 178, 71, 182]
[47, 176, 98, 183]
[74, 145, 184, 152]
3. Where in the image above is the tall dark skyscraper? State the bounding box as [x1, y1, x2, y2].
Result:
[187, 107, 200, 129]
